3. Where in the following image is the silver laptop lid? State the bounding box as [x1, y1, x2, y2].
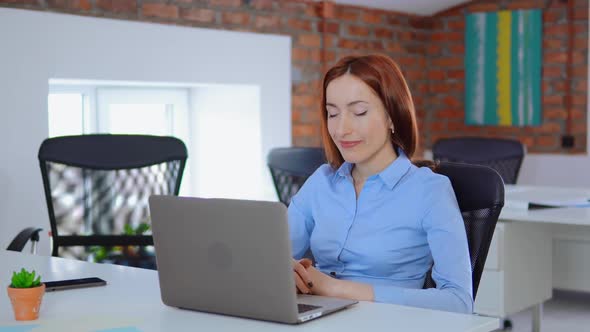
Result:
[149, 196, 299, 323]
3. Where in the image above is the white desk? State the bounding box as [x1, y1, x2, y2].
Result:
[0, 251, 499, 331]
[474, 185, 590, 332]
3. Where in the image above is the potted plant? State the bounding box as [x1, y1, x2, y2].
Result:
[6, 268, 45, 320]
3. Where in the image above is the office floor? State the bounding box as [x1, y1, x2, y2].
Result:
[495, 290, 590, 332]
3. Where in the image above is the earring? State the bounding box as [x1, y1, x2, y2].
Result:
[391, 126, 395, 135]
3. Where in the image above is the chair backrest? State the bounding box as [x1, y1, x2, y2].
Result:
[267, 147, 326, 205]
[423, 162, 505, 300]
[38, 134, 187, 267]
[432, 137, 525, 184]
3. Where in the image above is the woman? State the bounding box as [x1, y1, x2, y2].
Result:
[289, 54, 473, 314]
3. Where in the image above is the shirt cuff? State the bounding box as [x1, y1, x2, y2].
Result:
[372, 284, 406, 305]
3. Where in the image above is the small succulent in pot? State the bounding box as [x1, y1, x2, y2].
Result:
[7, 268, 45, 321]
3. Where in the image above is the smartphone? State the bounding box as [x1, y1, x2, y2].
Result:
[44, 277, 107, 291]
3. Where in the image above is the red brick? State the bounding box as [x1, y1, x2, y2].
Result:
[544, 24, 569, 35]
[468, 3, 499, 12]
[544, 108, 568, 119]
[292, 48, 309, 62]
[222, 12, 249, 25]
[438, 109, 463, 119]
[543, 38, 565, 50]
[507, 0, 542, 10]
[250, 0, 273, 10]
[543, 95, 564, 105]
[573, 65, 588, 78]
[338, 38, 362, 49]
[287, 18, 312, 31]
[209, 0, 241, 7]
[255, 15, 279, 29]
[429, 70, 445, 80]
[428, 44, 442, 54]
[386, 41, 404, 53]
[71, 0, 91, 10]
[571, 95, 587, 106]
[447, 19, 465, 30]
[335, 7, 359, 21]
[277, 1, 306, 15]
[572, 122, 586, 135]
[430, 122, 446, 132]
[443, 96, 462, 108]
[575, 80, 587, 93]
[432, 57, 463, 67]
[180, 8, 215, 23]
[544, 52, 568, 64]
[0, 0, 37, 3]
[447, 69, 464, 79]
[366, 40, 385, 51]
[318, 22, 340, 34]
[543, 9, 564, 22]
[310, 49, 322, 62]
[450, 43, 465, 54]
[293, 95, 316, 108]
[432, 32, 462, 42]
[404, 70, 424, 81]
[448, 121, 466, 131]
[374, 27, 393, 39]
[348, 25, 369, 37]
[543, 66, 563, 78]
[409, 17, 433, 29]
[142, 3, 178, 19]
[386, 15, 405, 25]
[536, 136, 559, 147]
[96, 0, 136, 13]
[297, 34, 321, 48]
[538, 122, 562, 133]
[574, 36, 588, 49]
[293, 124, 317, 137]
[362, 11, 382, 24]
[574, 9, 588, 20]
[572, 108, 585, 119]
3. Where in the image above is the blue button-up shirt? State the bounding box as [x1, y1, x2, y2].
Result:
[288, 150, 473, 314]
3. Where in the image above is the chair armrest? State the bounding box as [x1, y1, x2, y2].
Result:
[6, 227, 43, 252]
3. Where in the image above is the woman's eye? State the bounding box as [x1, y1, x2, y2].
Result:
[356, 111, 368, 116]
[328, 113, 338, 118]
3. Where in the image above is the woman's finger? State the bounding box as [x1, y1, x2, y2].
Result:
[298, 258, 313, 269]
[293, 262, 314, 288]
[294, 271, 311, 294]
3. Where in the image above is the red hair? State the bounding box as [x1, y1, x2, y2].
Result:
[320, 54, 419, 169]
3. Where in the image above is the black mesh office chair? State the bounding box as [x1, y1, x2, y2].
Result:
[423, 162, 504, 300]
[9, 134, 187, 269]
[267, 147, 326, 206]
[432, 137, 525, 184]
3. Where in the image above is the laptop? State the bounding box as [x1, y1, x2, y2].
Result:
[148, 195, 357, 324]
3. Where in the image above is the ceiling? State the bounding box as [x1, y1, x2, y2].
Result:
[331, 0, 469, 16]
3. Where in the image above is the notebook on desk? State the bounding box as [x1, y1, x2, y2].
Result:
[148, 196, 357, 324]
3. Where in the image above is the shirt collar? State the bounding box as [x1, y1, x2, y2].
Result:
[334, 148, 412, 190]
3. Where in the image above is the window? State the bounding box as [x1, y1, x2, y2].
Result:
[48, 81, 271, 201]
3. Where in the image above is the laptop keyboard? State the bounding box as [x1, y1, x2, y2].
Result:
[297, 303, 321, 313]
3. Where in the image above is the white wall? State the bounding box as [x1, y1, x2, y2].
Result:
[517, 15, 590, 188]
[0, 8, 291, 253]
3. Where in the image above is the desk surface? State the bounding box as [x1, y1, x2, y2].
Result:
[0, 251, 498, 332]
[500, 185, 590, 226]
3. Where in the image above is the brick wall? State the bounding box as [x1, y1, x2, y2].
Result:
[1, 0, 588, 154]
[430, 0, 589, 153]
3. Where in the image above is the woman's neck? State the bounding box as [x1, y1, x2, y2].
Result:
[353, 144, 398, 182]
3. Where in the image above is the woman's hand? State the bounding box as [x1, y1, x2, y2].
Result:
[292, 259, 339, 297]
[292, 258, 314, 294]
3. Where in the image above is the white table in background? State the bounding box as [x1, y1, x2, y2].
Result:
[0, 251, 498, 332]
[474, 185, 590, 332]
